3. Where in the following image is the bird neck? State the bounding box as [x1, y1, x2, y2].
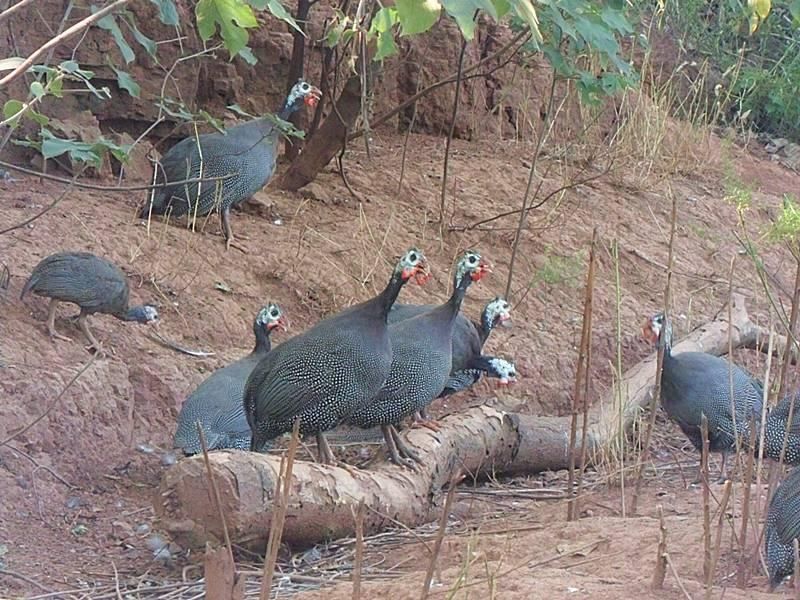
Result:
[478, 309, 496, 343]
[376, 271, 407, 321]
[444, 274, 472, 321]
[122, 306, 148, 323]
[658, 320, 673, 356]
[278, 98, 299, 121]
[252, 322, 271, 354]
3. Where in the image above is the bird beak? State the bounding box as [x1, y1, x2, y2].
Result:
[404, 260, 430, 284]
[305, 86, 322, 107]
[471, 260, 493, 281]
[270, 316, 290, 333]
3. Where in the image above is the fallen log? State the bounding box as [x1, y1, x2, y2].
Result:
[155, 293, 765, 550]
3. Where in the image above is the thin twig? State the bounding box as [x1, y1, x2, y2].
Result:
[707, 480, 732, 600]
[259, 418, 301, 600]
[701, 415, 712, 586]
[197, 424, 234, 562]
[0, 355, 96, 446]
[421, 472, 462, 600]
[0, 0, 37, 24]
[0, 0, 130, 88]
[652, 505, 667, 589]
[352, 500, 365, 600]
[438, 28, 469, 231]
[631, 191, 677, 515]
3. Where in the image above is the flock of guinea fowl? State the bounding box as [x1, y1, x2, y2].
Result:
[13, 78, 800, 590]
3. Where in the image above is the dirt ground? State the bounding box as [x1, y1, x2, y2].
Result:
[1, 122, 800, 598]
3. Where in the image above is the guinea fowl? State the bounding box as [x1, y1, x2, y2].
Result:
[765, 465, 800, 590]
[442, 355, 517, 395]
[642, 312, 763, 482]
[760, 391, 800, 465]
[389, 296, 512, 426]
[21, 251, 158, 352]
[139, 80, 321, 252]
[173, 303, 287, 455]
[244, 248, 429, 464]
[345, 250, 491, 468]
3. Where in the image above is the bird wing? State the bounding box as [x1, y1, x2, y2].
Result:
[774, 468, 800, 544]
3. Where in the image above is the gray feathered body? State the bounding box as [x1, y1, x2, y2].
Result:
[145, 118, 279, 219]
[244, 303, 392, 450]
[21, 251, 131, 316]
[766, 465, 800, 589]
[174, 351, 266, 454]
[763, 391, 800, 465]
[347, 303, 459, 429]
[660, 350, 763, 453]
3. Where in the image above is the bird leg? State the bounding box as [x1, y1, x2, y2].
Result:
[46, 299, 72, 342]
[381, 425, 418, 470]
[717, 452, 730, 484]
[410, 410, 442, 432]
[389, 425, 423, 466]
[315, 432, 359, 475]
[77, 313, 104, 355]
[221, 207, 248, 253]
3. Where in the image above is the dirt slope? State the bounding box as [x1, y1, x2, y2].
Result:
[1, 127, 799, 596]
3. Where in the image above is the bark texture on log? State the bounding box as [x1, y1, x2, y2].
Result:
[156, 293, 765, 550]
[156, 407, 594, 550]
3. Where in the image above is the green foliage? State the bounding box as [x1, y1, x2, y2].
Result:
[533, 248, 587, 287]
[656, 0, 800, 142]
[195, 0, 301, 61]
[516, 0, 636, 103]
[15, 128, 131, 169]
[150, 0, 179, 26]
[768, 195, 800, 245]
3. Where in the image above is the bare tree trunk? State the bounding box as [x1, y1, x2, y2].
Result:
[279, 53, 378, 191]
[284, 0, 315, 161]
[156, 293, 769, 551]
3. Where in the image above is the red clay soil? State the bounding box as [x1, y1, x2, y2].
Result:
[1, 127, 800, 597]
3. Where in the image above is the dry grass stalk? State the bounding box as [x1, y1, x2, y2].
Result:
[701, 415, 711, 584]
[197, 424, 238, 593]
[666, 553, 693, 600]
[737, 412, 757, 588]
[567, 227, 597, 521]
[707, 480, 732, 600]
[259, 418, 301, 600]
[631, 191, 677, 515]
[352, 500, 365, 600]
[651, 504, 667, 589]
[421, 471, 462, 600]
[794, 538, 800, 600]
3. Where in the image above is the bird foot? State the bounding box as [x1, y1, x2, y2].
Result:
[410, 418, 441, 432]
[49, 331, 73, 343]
[225, 237, 249, 254]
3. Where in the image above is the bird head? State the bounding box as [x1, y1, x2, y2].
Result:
[485, 297, 512, 330]
[491, 357, 517, 386]
[258, 303, 289, 333]
[398, 248, 430, 284]
[641, 312, 665, 345]
[288, 80, 322, 110]
[455, 250, 491, 288]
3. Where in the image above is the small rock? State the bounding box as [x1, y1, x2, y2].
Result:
[65, 496, 83, 509]
[161, 452, 177, 467]
[136, 443, 156, 454]
[135, 523, 151, 535]
[71, 523, 89, 536]
[299, 181, 333, 204]
[146, 533, 169, 553]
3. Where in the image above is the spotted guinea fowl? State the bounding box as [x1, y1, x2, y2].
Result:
[443, 355, 518, 395]
[21, 251, 158, 352]
[244, 248, 429, 463]
[759, 391, 800, 466]
[389, 296, 512, 426]
[642, 312, 763, 482]
[139, 80, 321, 251]
[173, 303, 287, 455]
[765, 465, 800, 590]
[345, 250, 491, 468]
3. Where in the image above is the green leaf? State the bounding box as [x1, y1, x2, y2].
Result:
[492, 0, 510, 17]
[48, 75, 64, 97]
[110, 65, 141, 97]
[93, 8, 135, 64]
[3, 99, 24, 126]
[123, 15, 158, 57]
[512, 0, 542, 44]
[40, 130, 103, 167]
[265, 0, 304, 35]
[0, 57, 24, 72]
[395, 0, 441, 36]
[196, 0, 258, 58]
[29, 81, 45, 99]
[227, 103, 256, 118]
[150, 0, 179, 25]
[237, 46, 257, 64]
[370, 7, 399, 61]
[58, 60, 79, 74]
[28, 109, 49, 126]
[442, 0, 477, 39]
